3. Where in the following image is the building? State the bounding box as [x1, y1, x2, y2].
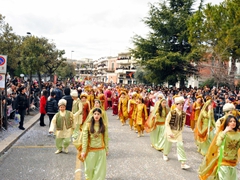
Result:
[115, 52, 138, 84]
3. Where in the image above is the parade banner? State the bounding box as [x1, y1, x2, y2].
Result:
[0, 55, 7, 74]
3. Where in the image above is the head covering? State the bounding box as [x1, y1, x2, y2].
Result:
[120, 91, 126, 95]
[196, 95, 203, 99]
[222, 103, 235, 112]
[80, 92, 88, 99]
[205, 95, 212, 101]
[58, 99, 67, 106]
[174, 96, 185, 104]
[108, 86, 111, 89]
[70, 90, 78, 97]
[132, 92, 137, 98]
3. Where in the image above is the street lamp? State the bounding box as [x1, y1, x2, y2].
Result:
[71, 50, 74, 60]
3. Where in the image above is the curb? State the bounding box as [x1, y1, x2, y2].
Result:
[0, 113, 40, 156]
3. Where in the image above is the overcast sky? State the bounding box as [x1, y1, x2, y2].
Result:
[2, 0, 223, 60]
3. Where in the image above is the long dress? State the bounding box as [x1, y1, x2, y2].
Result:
[195, 100, 216, 156]
[198, 130, 240, 180]
[118, 97, 128, 125]
[82, 121, 109, 180]
[145, 100, 168, 150]
[135, 103, 148, 133]
[112, 96, 119, 115]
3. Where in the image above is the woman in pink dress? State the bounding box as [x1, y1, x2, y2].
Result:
[183, 95, 192, 127]
[112, 93, 119, 116]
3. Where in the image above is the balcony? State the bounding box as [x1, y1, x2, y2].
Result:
[115, 68, 136, 74]
[105, 68, 115, 72]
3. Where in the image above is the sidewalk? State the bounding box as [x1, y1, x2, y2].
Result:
[0, 111, 40, 156]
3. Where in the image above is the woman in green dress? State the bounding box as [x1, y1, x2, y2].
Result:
[80, 108, 109, 180]
[198, 115, 240, 180]
[145, 99, 169, 150]
[195, 99, 216, 155]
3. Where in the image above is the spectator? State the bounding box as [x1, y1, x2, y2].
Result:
[54, 84, 63, 103]
[62, 87, 73, 111]
[39, 89, 48, 126]
[46, 91, 58, 129]
[15, 87, 29, 130]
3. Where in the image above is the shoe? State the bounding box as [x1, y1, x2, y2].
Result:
[55, 149, 62, 154]
[163, 155, 168, 161]
[141, 132, 144, 136]
[64, 147, 68, 154]
[40, 124, 46, 126]
[181, 163, 190, 170]
[19, 126, 25, 130]
[47, 132, 52, 136]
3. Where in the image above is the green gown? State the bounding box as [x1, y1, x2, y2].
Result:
[82, 121, 109, 180]
[195, 100, 216, 156]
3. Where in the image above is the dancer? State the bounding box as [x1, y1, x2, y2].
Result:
[198, 115, 240, 180]
[112, 93, 119, 116]
[195, 99, 216, 155]
[145, 98, 168, 150]
[163, 96, 191, 169]
[118, 91, 129, 126]
[80, 108, 109, 180]
[128, 92, 137, 130]
[49, 99, 74, 154]
[135, 95, 148, 137]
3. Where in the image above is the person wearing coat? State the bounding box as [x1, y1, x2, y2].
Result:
[39, 90, 48, 126]
[15, 86, 29, 130]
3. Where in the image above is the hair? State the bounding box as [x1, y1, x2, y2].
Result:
[90, 108, 105, 134]
[42, 89, 48, 98]
[50, 91, 56, 97]
[64, 87, 71, 95]
[224, 115, 239, 131]
[158, 99, 167, 117]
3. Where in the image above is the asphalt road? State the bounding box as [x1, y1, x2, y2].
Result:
[0, 110, 239, 180]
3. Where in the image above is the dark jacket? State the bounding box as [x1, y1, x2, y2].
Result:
[62, 95, 73, 111]
[54, 88, 63, 103]
[15, 93, 29, 111]
[46, 97, 58, 114]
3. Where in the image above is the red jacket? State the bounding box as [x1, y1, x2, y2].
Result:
[40, 96, 47, 114]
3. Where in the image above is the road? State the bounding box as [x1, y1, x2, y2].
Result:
[0, 110, 239, 180]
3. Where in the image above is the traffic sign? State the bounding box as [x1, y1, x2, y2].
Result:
[0, 55, 7, 74]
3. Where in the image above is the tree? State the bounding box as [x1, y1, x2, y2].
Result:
[0, 14, 22, 76]
[134, 66, 151, 84]
[188, 0, 240, 89]
[130, 0, 199, 87]
[56, 62, 76, 81]
[20, 35, 66, 90]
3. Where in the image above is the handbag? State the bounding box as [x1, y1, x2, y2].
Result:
[14, 113, 21, 123]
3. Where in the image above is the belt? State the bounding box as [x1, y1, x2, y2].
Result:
[155, 122, 165, 126]
[88, 146, 105, 152]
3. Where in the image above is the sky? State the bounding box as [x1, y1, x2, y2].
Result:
[1, 0, 223, 61]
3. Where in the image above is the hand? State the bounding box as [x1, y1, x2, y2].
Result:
[81, 152, 86, 159]
[106, 152, 109, 156]
[168, 134, 174, 138]
[224, 126, 232, 133]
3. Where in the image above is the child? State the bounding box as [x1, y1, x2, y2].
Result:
[80, 108, 109, 180]
[49, 99, 74, 154]
[163, 96, 190, 169]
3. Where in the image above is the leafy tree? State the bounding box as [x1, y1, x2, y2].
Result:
[130, 0, 199, 87]
[56, 62, 75, 81]
[134, 66, 151, 84]
[0, 14, 22, 76]
[20, 35, 66, 90]
[188, 0, 240, 89]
